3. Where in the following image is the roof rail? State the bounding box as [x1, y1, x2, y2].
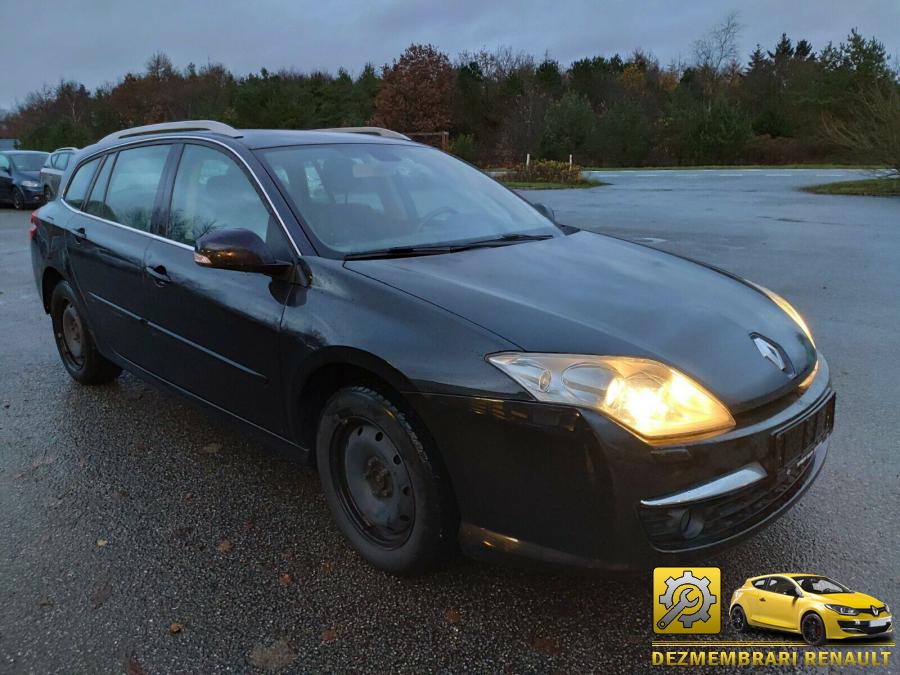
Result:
[99, 120, 239, 144]
[314, 126, 411, 141]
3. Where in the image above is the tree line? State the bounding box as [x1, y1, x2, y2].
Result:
[2, 18, 897, 168]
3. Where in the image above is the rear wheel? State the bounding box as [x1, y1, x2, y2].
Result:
[50, 281, 121, 385]
[801, 612, 827, 646]
[316, 386, 455, 575]
[730, 606, 750, 633]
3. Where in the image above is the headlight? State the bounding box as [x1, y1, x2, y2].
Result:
[21, 180, 39, 188]
[487, 353, 735, 441]
[824, 604, 860, 616]
[752, 283, 815, 348]
[885, 603, 890, 614]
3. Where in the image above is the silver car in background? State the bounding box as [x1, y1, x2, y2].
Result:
[40, 147, 78, 200]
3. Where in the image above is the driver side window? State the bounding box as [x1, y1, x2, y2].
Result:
[168, 144, 272, 245]
[768, 578, 797, 595]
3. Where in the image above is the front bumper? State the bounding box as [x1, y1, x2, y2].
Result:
[408, 355, 834, 571]
[21, 185, 44, 204]
[831, 614, 893, 639]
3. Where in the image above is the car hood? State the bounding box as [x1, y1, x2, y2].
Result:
[347, 231, 816, 412]
[809, 592, 885, 609]
[20, 170, 40, 181]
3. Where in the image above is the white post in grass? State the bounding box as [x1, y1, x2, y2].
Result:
[526, 153, 531, 167]
[569, 154, 573, 166]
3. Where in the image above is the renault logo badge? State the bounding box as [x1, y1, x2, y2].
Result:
[753, 335, 788, 373]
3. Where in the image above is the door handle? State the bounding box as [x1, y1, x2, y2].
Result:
[73, 226, 86, 242]
[146, 264, 171, 286]
[760, 598, 766, 602]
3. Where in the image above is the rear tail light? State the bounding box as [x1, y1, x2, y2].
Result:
[29, 211, 39, 240]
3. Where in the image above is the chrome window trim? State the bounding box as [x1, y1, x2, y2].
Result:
[61, 135, 302, 257]
[61, 199, 193, 251]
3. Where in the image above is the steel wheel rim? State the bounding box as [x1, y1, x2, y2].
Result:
[730, 608, 744, 630]
[802, 616, 821, 643]
[332, 418, 415, 548]
[60, 302, 85, 366]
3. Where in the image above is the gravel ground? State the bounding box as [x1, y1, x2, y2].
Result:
[0, 170, 898, 674]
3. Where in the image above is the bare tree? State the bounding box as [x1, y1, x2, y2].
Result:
[824, 84, 900, 175]
[693, 11, 742, 75]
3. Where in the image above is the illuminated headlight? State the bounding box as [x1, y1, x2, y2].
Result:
[487, 353, 735, 442]
[21, 180, 39, 188]
[750, 283, 816, 348]
[824, 604, 860, 616]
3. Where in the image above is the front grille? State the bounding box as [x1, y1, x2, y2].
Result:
[838, 620, 892, 635]
[640, 441, 820, 551]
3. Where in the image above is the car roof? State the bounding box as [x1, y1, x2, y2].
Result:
[1, 150, 49, 156]
[748, 573, 818, 581]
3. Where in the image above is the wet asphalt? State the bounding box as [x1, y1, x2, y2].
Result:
[1, 169, 898, 674]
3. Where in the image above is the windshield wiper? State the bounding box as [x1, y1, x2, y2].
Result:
[343, 233, 554, 261]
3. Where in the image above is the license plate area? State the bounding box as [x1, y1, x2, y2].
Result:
[870, 619, 888, 627]
[771, 392, 835, 468]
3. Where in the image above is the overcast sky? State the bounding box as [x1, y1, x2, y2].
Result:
[3, 0, 898, 109]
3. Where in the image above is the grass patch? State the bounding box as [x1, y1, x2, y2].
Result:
[501, 180, 608, 190]
[801, 177, 900, 196]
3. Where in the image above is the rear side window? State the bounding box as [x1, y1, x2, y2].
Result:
[85, 155, 115, 219]
[104, 145, 170, 232]
[63, 157, 101, 210]
[167, 144, 271, 244]
[752, 578, 769, 589]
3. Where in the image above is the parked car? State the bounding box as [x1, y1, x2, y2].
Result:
[1, 150, 49, 209]
[30, 120, 834, 575]
[40, 147, 78, 200]
[730, 574, 892, 646]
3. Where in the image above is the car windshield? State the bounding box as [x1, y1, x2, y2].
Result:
[792, 576, 851, 594]
[9, 153, 49, 172]
[258, 143, 560, 256]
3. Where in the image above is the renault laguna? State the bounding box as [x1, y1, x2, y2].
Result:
[30, 121, 835, 575]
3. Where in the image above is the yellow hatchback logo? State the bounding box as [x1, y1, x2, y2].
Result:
[653, 567, 722, 634]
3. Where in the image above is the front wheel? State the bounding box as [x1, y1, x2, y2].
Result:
[801, 612, 827, 646]
[12, 188, 24, 210]
[316, 386, 456, 575]
[50, 281, 121, 384]
[44, 186, 53, 202]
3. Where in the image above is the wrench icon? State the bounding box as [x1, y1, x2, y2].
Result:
[657, 588, 699, 629]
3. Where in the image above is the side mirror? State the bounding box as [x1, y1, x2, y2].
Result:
[194, 228, 290, 275]
[532, 202, 556, 222]
[794, 588, 804, 598]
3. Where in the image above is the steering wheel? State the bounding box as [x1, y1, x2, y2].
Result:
[418, 206, 459, 230]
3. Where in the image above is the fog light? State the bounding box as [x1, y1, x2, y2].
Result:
[679, 508, 705, 540]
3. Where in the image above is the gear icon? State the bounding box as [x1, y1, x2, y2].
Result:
[659, 570, 716, 628]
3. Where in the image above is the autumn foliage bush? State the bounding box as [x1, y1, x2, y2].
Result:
[506, 159, 588, 184]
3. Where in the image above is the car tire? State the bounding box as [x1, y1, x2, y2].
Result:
[50, 281, 121, 385]
[730, 606, 750, 633]
[316, 385, 456, 575]
[12, 188, 24, 210]
[44, 186, 52, 202]
[801, 612, 827, 647]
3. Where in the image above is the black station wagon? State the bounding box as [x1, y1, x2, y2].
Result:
[31, 121, 834, 575]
